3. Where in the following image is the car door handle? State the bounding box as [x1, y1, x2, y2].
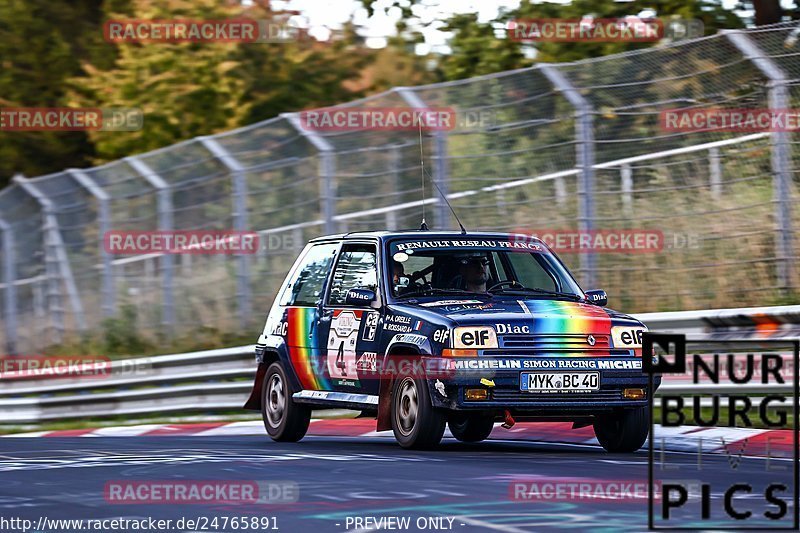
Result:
[315, 310, 332, 338]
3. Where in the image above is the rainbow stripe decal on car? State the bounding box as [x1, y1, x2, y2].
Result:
[517, 299, 613, 335]
[285, 306, 331, 390]
[513, 299, 615, 356]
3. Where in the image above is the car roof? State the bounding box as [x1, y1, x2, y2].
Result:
[308, 230, 545, 245]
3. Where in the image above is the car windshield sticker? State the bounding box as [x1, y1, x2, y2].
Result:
[419, 300, 482, 307]
[394, 239, 543, 251]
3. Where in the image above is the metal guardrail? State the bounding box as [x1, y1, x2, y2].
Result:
[0, 306, 797, 424]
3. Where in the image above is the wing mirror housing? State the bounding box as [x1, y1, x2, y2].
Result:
[346, 288, 378, 307]
[585, 289, 607, 307]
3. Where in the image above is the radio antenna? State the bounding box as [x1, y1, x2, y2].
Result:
[418, 116, 428, 230]
[416, 113, 467, 234]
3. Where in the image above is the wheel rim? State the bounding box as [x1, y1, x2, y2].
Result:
[266, 373, 286, 429]
[395, 377, 418, 437]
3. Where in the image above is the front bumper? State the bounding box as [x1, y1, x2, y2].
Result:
[425, 356, 659, 414]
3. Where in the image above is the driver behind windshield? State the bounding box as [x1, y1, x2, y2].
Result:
[455, 253, 490, 293]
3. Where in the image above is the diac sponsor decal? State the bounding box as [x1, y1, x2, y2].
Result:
[495, 323, 530, 334]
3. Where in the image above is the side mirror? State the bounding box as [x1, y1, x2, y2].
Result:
[585, 289, 607, 307]
[346, 288, 377, 307]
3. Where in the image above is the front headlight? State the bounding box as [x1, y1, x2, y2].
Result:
[453, 326, 498, 349]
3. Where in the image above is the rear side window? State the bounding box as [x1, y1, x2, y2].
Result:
[327, 243, 378, 306]
[280, 243, 338, 306]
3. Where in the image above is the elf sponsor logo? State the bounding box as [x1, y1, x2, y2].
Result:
[612, 326, 646, 348]
[433, 328, 450, 343]
[495, 323, 531, 334]
[454, 326, 498, 349]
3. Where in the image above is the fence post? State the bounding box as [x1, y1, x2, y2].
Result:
[708, 147, 722, 200]
[621, 164, 633, 216]
[282, 113, 336, 235]
[385, 145, 401, 230]
[396, 87, 451, 230]
[124, 156, 175, 329]
[540, 65, 597, 287]
[0, 217, 17, 354]
[198, 136, 252, 329]
[13, 174, 87, 338]
[725, 30, 795, 290]
[67, 169, 116, 318]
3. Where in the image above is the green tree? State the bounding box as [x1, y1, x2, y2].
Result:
[72, 0, 371, 161]
[363, 0, 747, 80]
[0, 0, 120, 183]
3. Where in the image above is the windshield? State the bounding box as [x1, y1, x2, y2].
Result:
[387, 237, 584, 299]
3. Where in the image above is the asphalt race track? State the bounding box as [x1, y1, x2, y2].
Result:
[0, 431, 793, 533]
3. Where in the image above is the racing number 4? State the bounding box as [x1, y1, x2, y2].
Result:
[335, 341, 347, 376]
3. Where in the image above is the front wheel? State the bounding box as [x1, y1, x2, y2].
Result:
[448, 414, 495, 443]
[391, 377, 446, 449]
[593, 406, 649, 453]
[261, 362, 311, 442]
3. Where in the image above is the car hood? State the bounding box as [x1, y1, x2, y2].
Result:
[389, 297, 644, 334]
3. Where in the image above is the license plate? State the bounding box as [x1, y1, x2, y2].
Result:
[520, 371, 600, 393]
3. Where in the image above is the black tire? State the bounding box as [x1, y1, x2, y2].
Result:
[261, 362, 311, 442]
[593, 406, 649, 453]
[448, 414, 495, 443]
[391, 376, 446, 449]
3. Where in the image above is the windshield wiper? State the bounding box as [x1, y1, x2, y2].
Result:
[489, 285, 583, 301]
[396, 287, 489, 299]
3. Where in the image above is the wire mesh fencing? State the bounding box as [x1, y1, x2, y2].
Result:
[1, 23, 799, 354]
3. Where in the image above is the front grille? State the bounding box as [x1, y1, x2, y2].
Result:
[500, 333, 610, 349]
[494, 334, 633, 356]
[490, 388, 623, 403]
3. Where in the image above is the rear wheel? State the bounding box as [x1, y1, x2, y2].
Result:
[448, 414, 495, 443]
[391, 377, 446, 449]
[593, 406, 649, 453]
[261, 362, 310, 442]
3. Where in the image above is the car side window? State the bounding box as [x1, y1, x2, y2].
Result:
[327, 243, 378, 306]
[279, 243, 338, 306]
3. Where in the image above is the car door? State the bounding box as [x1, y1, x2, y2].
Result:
[319, 242, 382, 393]
[277, 241, 339, 391]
